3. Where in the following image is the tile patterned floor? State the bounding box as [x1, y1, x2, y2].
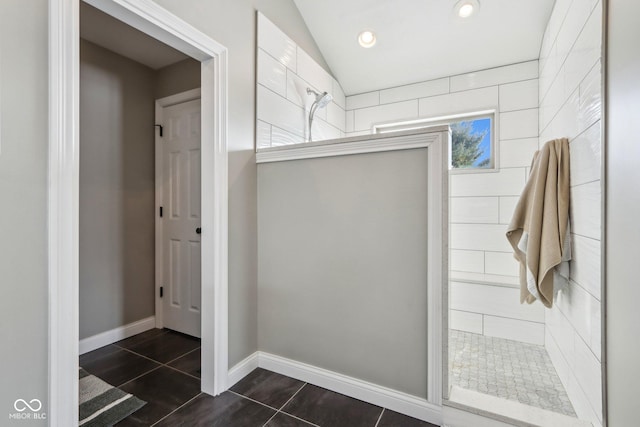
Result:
[449, 329, 576, 417]
[80, 328, 436, 426]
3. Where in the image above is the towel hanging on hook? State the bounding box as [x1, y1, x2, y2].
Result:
[505, 138, 571, 308]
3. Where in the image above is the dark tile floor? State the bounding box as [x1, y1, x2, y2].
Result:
[80, 329, 438, 427]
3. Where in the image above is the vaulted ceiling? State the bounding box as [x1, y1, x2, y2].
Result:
[294, 0, 555, 95]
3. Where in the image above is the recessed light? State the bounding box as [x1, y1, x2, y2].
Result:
[455, 0, 480, 18]
[358, 30, 376, 48]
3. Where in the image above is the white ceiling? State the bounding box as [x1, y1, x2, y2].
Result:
[80, 2, 189, 70]
[294, 0, 555, 95]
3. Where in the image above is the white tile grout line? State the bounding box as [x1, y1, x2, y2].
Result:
[261, 411, 280, 427]
[82, 344, 201, 388]
[115, 365, 163, 388]
[278, 382, 307, 411]
[253, 382, 322, 427]
[373, 408, 385, 427]
[149, 392, 203, 427]
[101, 345, 202, 384]
[227, 388, 318, 426]
[228, 390, 279, 411]
[91, 339, 398, 426]
[111, 330, 170, 349]
[163, 345, 201, 365]
[280, 412, 320, 427]
[84, 337, 206, 424]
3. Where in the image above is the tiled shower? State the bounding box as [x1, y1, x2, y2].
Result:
[256, 1, 603, 424]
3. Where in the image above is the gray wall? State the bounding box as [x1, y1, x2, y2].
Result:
[606, 0, 640, 424]
[155, 58, 201, 99]
[79, 40, 156, 339]
[0, 1, 48, 423]
[12, 0, 639, 424]
[150, 0, 331, 366]
[258, 149, 429, 398]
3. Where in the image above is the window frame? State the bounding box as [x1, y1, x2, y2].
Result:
[373, 110, 499, 173]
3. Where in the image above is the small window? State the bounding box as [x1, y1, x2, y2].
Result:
[374, 111, 496, 171]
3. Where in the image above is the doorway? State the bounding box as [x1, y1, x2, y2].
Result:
[48, 0, 229, 423]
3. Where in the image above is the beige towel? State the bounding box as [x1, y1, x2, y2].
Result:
[506, 138, 570, 308]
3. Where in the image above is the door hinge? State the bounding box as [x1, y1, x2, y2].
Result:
[160, 286, 163, 298]
[159, 206, 163, 217]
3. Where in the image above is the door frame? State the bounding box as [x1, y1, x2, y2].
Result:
[154, 88, 202, 333]
[48, 0, 229, 425]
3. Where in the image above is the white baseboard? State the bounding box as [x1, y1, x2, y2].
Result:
[256, 351, 442, 425]
[79, 316, 156, 355]
[227, 352, 259, 388]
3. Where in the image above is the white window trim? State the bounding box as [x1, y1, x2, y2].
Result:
[373, 110, 499, 174]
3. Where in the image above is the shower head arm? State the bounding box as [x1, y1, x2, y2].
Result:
[308, 102, 318, 142]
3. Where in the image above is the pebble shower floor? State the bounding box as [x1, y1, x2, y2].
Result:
[449, 329, 576, 417]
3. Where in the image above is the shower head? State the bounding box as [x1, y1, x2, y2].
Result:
[307, 88, 333, 108]
[306, 87, 334, 142]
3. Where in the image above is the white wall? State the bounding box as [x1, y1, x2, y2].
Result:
[538, 1, 603, 425]
[344, 61, 543, 344]
[256, 13, 346, 147]
[606, 1, 640, 425]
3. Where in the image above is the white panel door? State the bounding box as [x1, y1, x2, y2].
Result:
[161, 99, 201, 337]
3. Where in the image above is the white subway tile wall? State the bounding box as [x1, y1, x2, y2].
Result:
[570, 234, 601, 300]
[379, 78, 449, 105]
[343, 60, 538, 344]
[484, 252, 519, 277]
[450, 310, 483, 335]
[256, 13, 345, 147]
[450, 282, 544, 323]
[256, 120, 271, 149]
[498, 197, 519, 225]
[482, 315, 544, 346]
[296, 47, 333, 95]
[286, 70, 311, 108]
[499, 79, 539, 112]
[418, 86, 498, 118]
[271, 126, 303, 147]
[449, 61, 538, 92]
[354, 100, 419, 132]
[450, 197, 499, 224]
[450, 249, 484, 273]
[345, 91, 379, 110]
[499, 138, 539, 168]
[539, 0, 603, 424]
[326, 102, 346, 131]
[450, 224, 514, 252]
[450, 168, 526, 197]
[570, 181, 601, 240]
[258, 13, 297, 72]
[258, 49, 287, 97]
[257, 84, 305, 138]
[332, 78, 346, 109]
[500, 109, 539, 140]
